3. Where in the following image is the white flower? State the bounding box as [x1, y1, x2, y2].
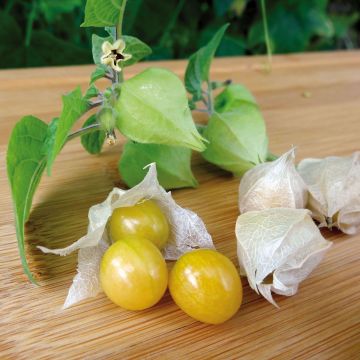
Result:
[38, 164, 214, 309]
[298, 152, 360, 234]
[101, 39, 132, 72]
[239, 148, 307, 213]
[236, 208, 332, 307]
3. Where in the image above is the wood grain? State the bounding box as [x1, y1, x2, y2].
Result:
[1, 51, 360, 360]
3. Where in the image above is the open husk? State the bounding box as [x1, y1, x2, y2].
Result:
[38, 163, 214, 309]
[236, 208, 332, 307]
[239, 148, 307, 213]
[298, 152, 360, 234]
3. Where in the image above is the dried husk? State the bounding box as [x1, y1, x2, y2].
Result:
[38, 163, 214, 309]
[298, 152, 360, 234]
[239, 149, 307, 213]
[236, 208, 332, 307]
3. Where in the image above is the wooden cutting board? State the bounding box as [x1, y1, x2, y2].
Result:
[0, 52, 359, 359]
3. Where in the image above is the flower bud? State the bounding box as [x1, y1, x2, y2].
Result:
[97, 106, 117, 134]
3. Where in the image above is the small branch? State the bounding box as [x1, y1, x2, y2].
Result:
[201, 96, 208, 107]
[206, 81, 214, 114]
[89, 99, 103, 109]
[67, 124, 100, 142]
[105, 72, 114, 81]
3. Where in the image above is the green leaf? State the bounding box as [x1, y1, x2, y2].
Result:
[39, 0, 82, 22]
[43, 117, 59, 162]
[47, 87, 89, 174]
[81, 0, 125, 27]
[213, 0, 233, 17]
[92, 34, 151, 67]
[119, 142, 198, 190]
[331, 13, 359, 38]
[202, 108, 268, 176]
[7, 116, 49, 283]
[199, 27, 246, 56]
[249, 6, 305, 53]
[115, 67, 206, 151]
[29, 30, 92, 67]
[90, 65, 108, 84]
[104, 26, 116, 38]
[80, 114, 106, 155]
[84, 84, 100, 100]
[185, 24, 229, 100]
[0, 11, 23, 68]
[122, 35, 152, 66]
[214, 84, 257, 112]
[248, 2, 335, 54]
[92, 34, 113, 66]
[123, 0, 143, 33]
[301, 7, 334, 38]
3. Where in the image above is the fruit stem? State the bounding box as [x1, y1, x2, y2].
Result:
[67, 123, 100, 142]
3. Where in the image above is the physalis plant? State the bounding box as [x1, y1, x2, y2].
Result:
[7, 0, 270, 282]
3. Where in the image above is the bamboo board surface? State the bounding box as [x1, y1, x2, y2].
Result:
[0, 51, 360, 359]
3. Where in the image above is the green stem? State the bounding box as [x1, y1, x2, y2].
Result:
[67, 124, 101, 142]
[5, 0, 16, 14]
[117, 0, 127, 37]
[207, 81, 214, 114]
[159, 0, 185, 47]
[260, 0, 272, 71]
[115, 0, 127, 83]
[25, 1, 37, 48]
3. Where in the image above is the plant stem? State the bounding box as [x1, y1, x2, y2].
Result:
[117, 0, 127, 37]
[67, 123, 101, 142]
[159, 0, 185, 47]
[115, 0, 127, 83]
[25, 0, 37, 47]
[5, 0, 16, 14]
[206, 81, 214, 114]
[260, 0, 272, 71]
[89, 99, 103, 108]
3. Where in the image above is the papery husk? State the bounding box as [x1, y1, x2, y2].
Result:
[236, 208, 332, 307]
[337, 199, 360, 235]
[239, 148, 307, 213]
[298, 152, 360, 234]
[38, 163, 214, 309]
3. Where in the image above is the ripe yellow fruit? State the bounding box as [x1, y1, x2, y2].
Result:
[100, 237, 168, 310]
[108, 199, 170, 249]
[169, 249, 242, 324]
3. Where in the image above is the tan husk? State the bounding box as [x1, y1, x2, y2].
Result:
[298, 152, 360, 234]
[236, 208, 332, 307]
[239, 148, 307, 213]
[38, 163, 214, 309]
